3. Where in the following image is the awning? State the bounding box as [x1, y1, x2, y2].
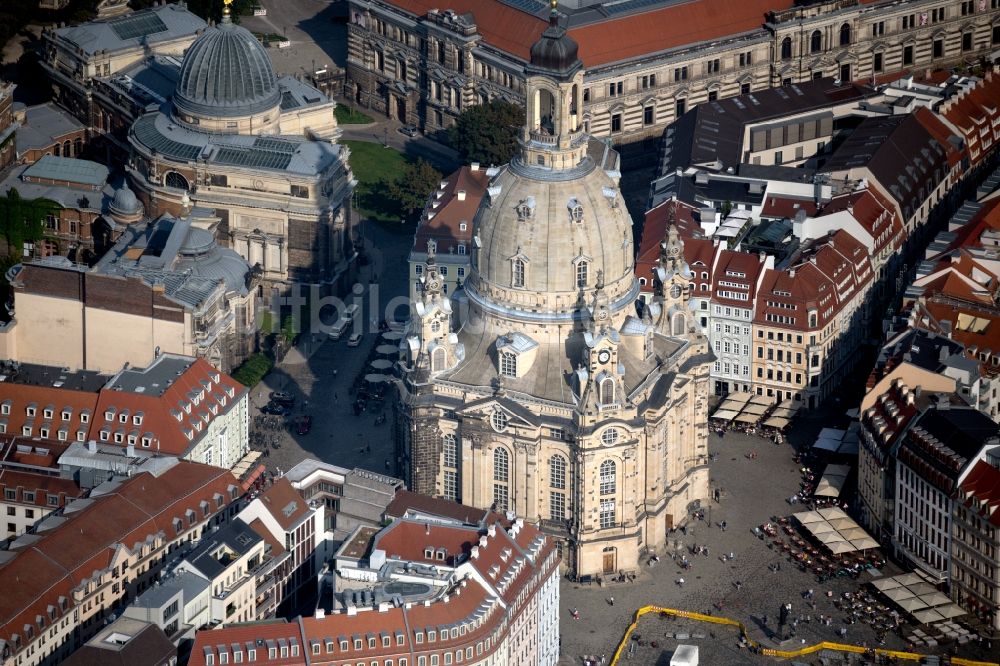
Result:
[912, 608, 945, 624]
[897, 597, 930, 612]
[808, 521, 837, 535]
[711, 409, 739, 421]
[813, 438, 843, 452]
[838, 527, 868, 541]
[240, 463, 267, 492]
[884, 588, 916, 602]
[749, 394, 774, 406]
[375, 344, 398, 355]
[764, 416, 791, 429]
[827, 540, 854, 554]
[818, 506, 849, 520]
[734, 413, 759, 424]
[381, 331, 404, 340]
[819, 427, 846, 441]
[770, 407, 798, 419]
[369, 359, 393, 369]
[742, 403, 769, 415]
[793, 510, 825, 525]
[719, 399, 746, 412]
[364, 374, 390, 383]
[918, 592, 952, 608]
[934, 604, 966, 619]
[849, 537, 879, 550]
[815, 464, 850, 497]
[870, 578, 903, 592]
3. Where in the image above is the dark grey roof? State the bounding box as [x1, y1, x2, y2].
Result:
[15, 103, 85, 153]
[819, 114, 951, 221]
[528, 11, 581, 79]
[901, 406, 999, 486]
[55, 4, 205, 57]
[182, 521, 262, 579]
[129, 569, 209, 610]
[0, 361, 109, 392]
[63, 617, 176, 666]
[174, 17, 279, 119]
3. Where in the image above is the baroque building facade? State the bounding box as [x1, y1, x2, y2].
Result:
[346, 0, 1000, 143]
[397, 13, 712, 577]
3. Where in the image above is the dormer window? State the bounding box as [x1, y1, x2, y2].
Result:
[499, 351, 517, 378]
[114, 431, 124, 444]
[568, 198, 584, 223]
[511, 258, 525, 288]
[118, 410, 129, 423]
[104, 408, 116, 421]
[42, 407, 54, 419]
[99, 428, 110, 441]
[576, 260, 588, 288]
[80, 411, 90, 423]
[133, 413, 143, 425]
[1, 401, 10, 415]
[61, 409, 71, 421]
[26, 404, 36, 417]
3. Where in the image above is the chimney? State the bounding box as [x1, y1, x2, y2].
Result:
[470, 162, 480, 171]
[457, 190, 466, 201]
[87, 440, 97, 454]
[315, 608, 325, 619]
[789, 268, 796, 278]
[425, 523, 430, 535]
[126, 443, 135, 457]
[471, 546, 480, 559]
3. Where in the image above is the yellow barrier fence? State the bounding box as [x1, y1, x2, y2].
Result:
[609, 605, 999, 666]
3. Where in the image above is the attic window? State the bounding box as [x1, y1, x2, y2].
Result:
[80, 411, 90, 423]
[141, 437, 151, 448]
[118, 410, 129, 423]
[133, 413, 143, 425]
[104, 409, 115, 421]
[61, 409, 71, 420]
[0, 401, 9, 415]
[26, 404, 36, 417]
[114, 431, 124, 443]
[99, 428, 110, 441]
[42, 407, 53, 419]
[424, 547, 434, 559]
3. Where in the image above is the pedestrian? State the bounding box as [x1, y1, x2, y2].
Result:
[721, 520, 727, 532]
[608, 596, 614, 606]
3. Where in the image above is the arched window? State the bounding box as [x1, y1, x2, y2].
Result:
[550, 455, 566, 490]
[499, 351, 517, 378]
[512, 258, 525, 288]
[599, 377, 616, 405]
[432, 347, 447, 372]
[53, 143, 60, 157]
[810, 30, 822, 53]
[494, 448, 509, 482]
[839, 23, 851, 46]
[63, 140, 71, 157]
[442, 433, 457, 467]
[576, 261, 588, 288]
[672, 312, 686, 336]
[599, 460, 616, 495]
[165, 171, 190, 191]
[781, 37, 792, 60]
[493, 447, 510, 511]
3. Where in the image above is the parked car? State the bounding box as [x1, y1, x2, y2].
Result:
[269, 391, 294, 406]
[261, 403, 290, 416]
[398, 124, 419, 137]
[295, 415, 312, 435]
[347, 333, 363, 347]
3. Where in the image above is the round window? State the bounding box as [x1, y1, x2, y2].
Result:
[601, 428, 620, 445]
[431, 320, 441, 333]
[491, 410, 509, 433]
[670, 284, 683, 299]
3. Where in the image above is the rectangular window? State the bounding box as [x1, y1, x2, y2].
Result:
[550, 491, 565, 521]
[673, 66, 687, 81]
[741, 82, 751, 95]
[443, 470, 458, 501]
[493, 484, 508, 512]
[643, 106, 654, 125]
[607, 81, 623, 97]
[599, 499, 615, 528]
[962, 32, 973, 51]
[903, 45, 914, 65]
[290, 185, 309, 198]
[706, 59, 720, 74]
[707, 90, 717, 102]
[611, 114, 622, 133]
[675, 99, 686, 117]
[874, 52, 883, 72]
[933, 39, 944, 58]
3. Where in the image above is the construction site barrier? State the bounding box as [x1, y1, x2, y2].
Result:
[609, 605, 999, 666]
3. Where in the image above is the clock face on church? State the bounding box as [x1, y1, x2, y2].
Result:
[427, 278, 440, 291]
[670, 245, 680, 256]
[598, 349, 611, 364]
[670, 284, 682, 299]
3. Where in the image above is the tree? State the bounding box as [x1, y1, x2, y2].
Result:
[0, 188, 57, 257]
[388, 159, 443, 219]
[449, 100, 524, 167]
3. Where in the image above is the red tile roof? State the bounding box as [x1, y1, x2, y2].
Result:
[186, 514, 559, 666]
[711, 250, 766, 308]
[90, 356, 245, 456]
[947, 198, 1000, 251]
[820, 187, 902, 260]
[960, 460, 1000, 527]
[384, 489, 488, 524]
[188, 621, 307, 666]
[381, 0, 794, 67]
[0, 469, 83, 509]
[912, 106, 964, 168]
[941, 69, 1000, 167]
[412, 166, 489, 257]
[256, 477, 310, 531]
[761, 196, 818, 220]
[0, 384, 100, 445]
[635, 199, 714, 294]
[0, 461, 240, 655]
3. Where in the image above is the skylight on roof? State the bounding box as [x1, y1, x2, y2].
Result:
[109, 11, 168, 41]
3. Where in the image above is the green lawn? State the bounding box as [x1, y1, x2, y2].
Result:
[343, 140, 412, 230]
[334, 105, 374, 125]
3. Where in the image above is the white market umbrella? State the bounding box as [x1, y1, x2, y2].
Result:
[369, 359, 393, 370]
[794, 510, 825, 525]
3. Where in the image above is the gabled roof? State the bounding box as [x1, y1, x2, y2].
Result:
[255, 477, 310, 531]
[0, 462, 239, 654]
[940, 69, 1000, 167]
[384, 490, 488, 525]
[90, 355, 246, 456]
[959, 460, 1000, 527]
[412, 166, 489, 257]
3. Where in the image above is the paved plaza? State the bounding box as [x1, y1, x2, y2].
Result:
[557, 420, 998, 665]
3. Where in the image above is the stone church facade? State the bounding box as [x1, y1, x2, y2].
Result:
[397, 11, 712, 577]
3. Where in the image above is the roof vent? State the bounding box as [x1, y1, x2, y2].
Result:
[457, 190, 466, 201]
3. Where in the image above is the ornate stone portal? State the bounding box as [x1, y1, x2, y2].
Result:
[397, 3, 712, 577]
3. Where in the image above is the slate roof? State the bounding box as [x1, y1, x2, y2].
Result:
[14, 103, 85, 153]
[54, 4, 206, 56]
[22, 155, 108, 188]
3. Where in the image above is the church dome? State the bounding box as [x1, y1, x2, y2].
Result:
[467, 161, 637, 320]
[110, 182, 141, 217]
[529, 6, 581, 77]
[173, 16, 280, 120]
[176, 226, 250, 295]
